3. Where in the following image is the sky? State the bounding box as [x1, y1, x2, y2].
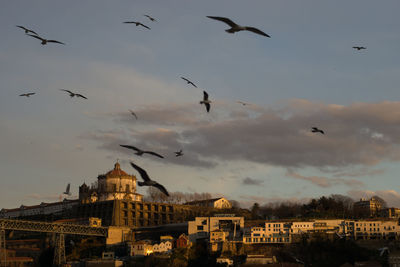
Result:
[1, 0, 400, 209]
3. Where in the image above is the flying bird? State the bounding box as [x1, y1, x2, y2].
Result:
[237, 101, 250, 106]
[129, 109, 138, 119]
[311, 127, 324, 134]
[353, 46, 366, 50]
[63, 183, 71, 196]
[27, 34, 65, 45]
[207, 16, 270, 37]
[200, 91, 211, 112]
[16, 25, 38, 35]
[175, 150, 184, 157]
[144, 15, 157, 22]
[123, 21, 151, 30]
[19, 92, 35, 97]
[60, 89, 87, 99]
[181, 77, 197, 88]
[130, 161, 169, 196]
[120, 145, 164, 158]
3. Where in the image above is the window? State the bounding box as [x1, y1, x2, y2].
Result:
[123, 202, 128, 209]
[197, 225, 204, 231]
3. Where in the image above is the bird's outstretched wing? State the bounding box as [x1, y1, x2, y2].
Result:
[311, 127, 318, 131]
[17, 25, 38, 35]
[203, 91, 209, 101]
[129, 110, 138, 119]
[47, 40, 65, 45]
[130, 161, 151, 182]
[154, 182, 169, 196]
[144, 15, 156, 22]
[123, 21, 138, 24]
[120, 145, 140, 152]
[245, 27, 270, 37]
[205, 103, 211, 112]
[144, 151, 164, 158]
[207, 16, 238, 27]
[139, 23, 151, 30]
[60, 89, 73, 95]
[181, 77, 197, 87]
[75, 94, 87, 99]
[27, 34, 44, 41]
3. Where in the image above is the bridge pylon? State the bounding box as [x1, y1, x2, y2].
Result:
[0, 229, 6, 267]
[53, 233, 66, 267]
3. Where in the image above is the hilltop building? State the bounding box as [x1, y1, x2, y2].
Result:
[353, 197, 384, 217]
[79, 162, 143, 203]
[185, 197, 232, 209]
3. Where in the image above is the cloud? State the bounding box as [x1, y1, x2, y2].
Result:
[242, 177, 264, 186]
[286, 170, 364, 188]
[83, 99, 400, 175]
[347, 190, 400, 208]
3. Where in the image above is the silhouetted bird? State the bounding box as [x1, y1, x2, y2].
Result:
[130, 161, 169, 196]
[181, 77, 197, 88]
[207, 16, 270, 37]
[16, 25, 38, 35]
[311, 127, 324, 134]
[19, 92, 35, 97]
[200, 91, 211, 112]
[63, 183, 71, 196]
[129, 109, 138, 119]
[120, 145, 164, 158]
[27, 34, 65, 45]
[175, 150, 183, 157]
[237, 101, 250, 106]
[123, 21, 150, 30]
[353, 46, 366, 50]
[60, 89, 87, 99]
[144, 15, 156, 22]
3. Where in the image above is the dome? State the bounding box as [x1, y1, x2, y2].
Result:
[98, 161, 132, 179]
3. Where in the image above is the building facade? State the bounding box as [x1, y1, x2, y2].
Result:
[353, 197, 383, 217]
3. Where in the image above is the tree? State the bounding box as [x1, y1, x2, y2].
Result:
[251, 203, 261, 219]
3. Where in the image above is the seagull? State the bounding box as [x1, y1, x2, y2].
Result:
[130, 161, 169, 196]
[63, 183, 71, 196]
[120, 145, 164, 158]
[16, 25, 38, 35]
[181, 77, 197, 88]
[19, 92, 36, 97]
[207, 16, 270, 37]
[123, 21, 151, 30]
[353, 46, 366, 50]
[175, 150, 184, 157]
[144, 15, 157, 22]
[311, 127, 324, 134]
[129, 109, 138, 120]
[237, 101, 250, 106]
[378, 247, 389, 257]
[200, 91, 211, 112]
[60, 89, 87, 99]
[27, 34, 65, 45]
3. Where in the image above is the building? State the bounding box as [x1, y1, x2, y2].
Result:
[185, 197, 232, 209]
[152, 240, 173, 253]
[382, 207, 400, 218]
[353, 197, 383, 217]
[176, 234, 190, 248]
[0, 199, 78, 219]
[130, 241, 153, 257]
[79, 162, 143, 203]
[0, 162, 233, 228]
[188, 216, 244, 243]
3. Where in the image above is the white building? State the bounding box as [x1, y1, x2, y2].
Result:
[188, 216, 244, 243]
[153, 241, 173, 253]
[185, 197, 232, 209]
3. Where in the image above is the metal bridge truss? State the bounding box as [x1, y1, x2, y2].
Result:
[0, 219, 108, 266]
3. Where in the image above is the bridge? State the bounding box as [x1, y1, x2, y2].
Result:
[0, 218, 108, 266]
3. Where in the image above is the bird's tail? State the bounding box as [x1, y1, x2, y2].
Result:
[138, 181, 145, 186]
[225, 29, 235, 34]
